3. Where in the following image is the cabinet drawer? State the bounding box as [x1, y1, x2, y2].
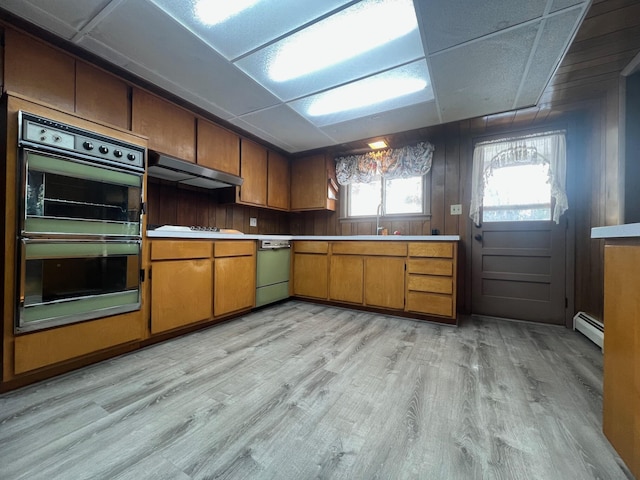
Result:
[332, 241, 407, 256]
[407, 258, 453, 276]
[295, 241, 329, 254]
[408, 242, 453, 258]
[408, 275, 453, 294]
[151, 240, 212, 260]
[406, 292, 453, 317]
[215, 241, 255, 257]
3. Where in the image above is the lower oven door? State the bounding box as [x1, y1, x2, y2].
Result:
[17, 239, 141, 333]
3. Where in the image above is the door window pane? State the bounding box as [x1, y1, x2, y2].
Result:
[483, 163, 551, 222]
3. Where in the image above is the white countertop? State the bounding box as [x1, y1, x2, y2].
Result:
[591, 223, 640, 239]
[146, 231, 460, 241]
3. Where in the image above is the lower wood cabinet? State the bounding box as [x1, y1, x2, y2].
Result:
[214, 241, 256, 317]
[329, 255, 363, 304]
[291, 240, 458, 323]
[364, 256, 405, 310]
[150, 241, 213, 334]
[602, 242, 640, 478]
[292, 241, 329, 299]
[150, 240, 256, 333]
[406, 242, 456, 318]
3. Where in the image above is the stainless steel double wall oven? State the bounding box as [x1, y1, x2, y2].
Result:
[16, 111, 145, 333]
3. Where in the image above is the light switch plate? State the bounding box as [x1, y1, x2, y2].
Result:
[249, 217, 257, 227]
[450, 204, 462, 215]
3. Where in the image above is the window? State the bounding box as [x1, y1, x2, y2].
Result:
[482, 163, 551, 222]
[470, 131, 567, 225]
[346, 174, 426, 217]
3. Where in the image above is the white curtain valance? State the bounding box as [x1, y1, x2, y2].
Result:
[335, 141, 434, 185]
[469, 131, 568, 225]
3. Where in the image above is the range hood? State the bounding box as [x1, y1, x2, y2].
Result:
[147, 151, 243, 189]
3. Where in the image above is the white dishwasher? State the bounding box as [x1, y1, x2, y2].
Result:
[256, 240, 291, 307]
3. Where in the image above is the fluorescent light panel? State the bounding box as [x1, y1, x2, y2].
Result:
[268, 0, 418, 82]
[308, 69, 428, 116]
[194, 0, 260, 26]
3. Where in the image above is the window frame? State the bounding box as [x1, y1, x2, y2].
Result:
[339, 172, 431, 221]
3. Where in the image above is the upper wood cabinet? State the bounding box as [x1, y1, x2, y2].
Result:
[132, 88, 196, 162]
[238, 138, 268, 206]
[197, 118, 240, 176]
[75, 62, 130, 130]
[290, 153, 337, 211]
[4, 29, 75, 112]
[267, 151, 290, 210]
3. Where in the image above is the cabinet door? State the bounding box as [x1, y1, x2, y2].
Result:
[4, 29, 75, 112]
[365, 257, 405, 309]
[291, 154, 327, 210]
[239, 139, 267, 206]
[293, 253, 328, 299]
[329, 255, 363, 304]
[151, 259, 213, 333]
[267, 151, 290, 210]
[214, 256, 256, 316]
[132, 88, 196, 162]
[197, 118, 240, 176]
[76, 62, 129, 130]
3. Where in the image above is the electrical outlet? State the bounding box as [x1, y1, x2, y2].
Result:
[249, 217, 257, 227]
[450, 204, 462, 215]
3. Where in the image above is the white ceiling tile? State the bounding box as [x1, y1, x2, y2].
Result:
[415, 0, 545, 53]
[430, 24, 539, 123]
[83, 0, 281, 116]
[320, 101, 440, 144]
[551, 0, 587, 13]
[237, 105, 336, 152]
[227, 118, 297, 152]
[0, 0, 108, 39]
[515, 7, 586, 107]
[149, 0, 352, 60]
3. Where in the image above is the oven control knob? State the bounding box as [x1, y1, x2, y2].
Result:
[53, 135, 61, 142]
[126, 153, 136, 161]
[83, 141, 94, 151]
[113, 149, 123, 158]
[99, 146, 109, 154]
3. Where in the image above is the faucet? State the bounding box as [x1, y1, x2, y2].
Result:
[376, 203, 384, 235]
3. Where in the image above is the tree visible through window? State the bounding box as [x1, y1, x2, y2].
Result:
[482, 163, 551, 222]
[348, 175, 424, 217]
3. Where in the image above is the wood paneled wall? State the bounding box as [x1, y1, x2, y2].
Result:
[146, 180, 290, 235]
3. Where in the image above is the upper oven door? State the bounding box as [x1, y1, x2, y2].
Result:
[21, 149, 143, 238]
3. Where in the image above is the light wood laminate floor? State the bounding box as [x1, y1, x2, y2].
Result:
[0, 301, 632, 479]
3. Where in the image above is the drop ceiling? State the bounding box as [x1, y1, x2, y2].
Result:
[0, 0, 590, 153]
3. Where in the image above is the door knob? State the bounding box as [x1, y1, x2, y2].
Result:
[474, 234, 483, 241]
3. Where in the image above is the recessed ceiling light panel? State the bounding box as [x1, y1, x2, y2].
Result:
[308, 75, 427, 116]
[288, 59, 434, 127]
[193, 0, 261, 26]
[268, 0, 418, 82]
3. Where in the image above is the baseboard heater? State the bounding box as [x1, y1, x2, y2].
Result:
[573, 311, 604, 351]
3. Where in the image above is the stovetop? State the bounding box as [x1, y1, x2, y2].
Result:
[153, 225, 221, 232]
